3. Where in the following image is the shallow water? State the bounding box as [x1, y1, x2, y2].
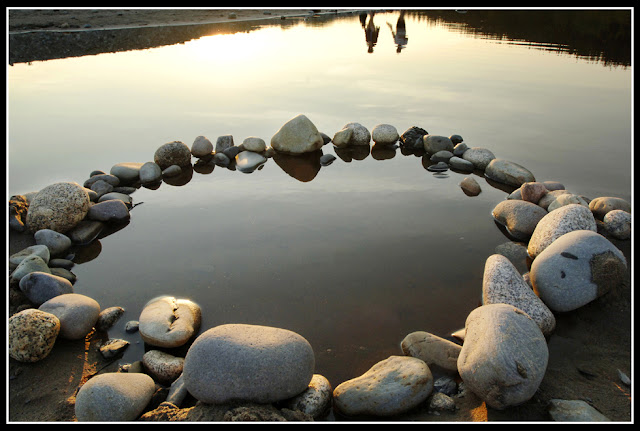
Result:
[8, 10, 632, 391]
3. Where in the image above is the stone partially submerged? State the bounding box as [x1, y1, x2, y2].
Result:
[270, 114, 325, 154]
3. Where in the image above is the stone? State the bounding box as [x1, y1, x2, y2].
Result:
[38, 293, 101, 340]
[449, 134, 463, 144]
[74, 372, 156, 422]
[492, 199, 548, 241]
[270, 114, 325, 154]
[482, 254, 556, 336]
[457, 304, 548, 410]
[520, 182, 548, 204]
[19, 271, 74, 306]
[460, 176, 481, 196]
[166, 374, 189, 407]
[9, 244, 51, 267]
[542, 181, 565, 191]
[182, 324, 314, 404]
[529, 230, 627, 312]
[433, 376, 457, 396]
[84, 174, 120, 189]
[399, 126, 428, 149]
[603, 209, 631, 239]
[96, 306, 125, 331]
[537, 189, 572, 210]
[241, 136, 267, 152]
[484, 159, 535, 187]
[427, 161, 449, 172]
[162, 165, 182, 177]
[430, 150, 454, 163]
[110, 162, 144, 184]
[89, 180, 114, 198]
[548, 399, 611, 421]
[235, 151, 267, 173]
[87, 199, 131, 223]
[452, 142, 468, 157]
[143, 350, 185, 385]
[331, 127, 353, 147]
[26, 182, 91, 234]
[333, 355, 433, 417]
[215, 135, 235, 153]
[34, 229, 72, 257]
[191, 135, 213, 158]
[154, 141, 192, 169]
[429, 392, 457, 412]
[97, 192, 132, 206]
[9, 308, 60, 362]
[547, 193, 589, 212]
[11, 255, 51, 282]
[449, 156, 474, 172]
[68, 220, 104, 244]
[213, 152, 230, 167]
[371, 124, 399, 145]
[139, 161, 163, 184]
[527, 204, 597, 259]
[423, 135, 454, 154]
[320, 154, 336, 166]
[461, 147, 495, 170]
[400, 331, 461, 372]
[282, 374, 332, 419]
[341, 122, 371, 146]
[99, 338, 130, 358]
[138, 296, 201, 348]
[494, 241, 529, 274]
[589, 196, 631, 220]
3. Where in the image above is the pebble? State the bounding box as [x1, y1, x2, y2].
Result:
[241, 136, 267, 152]
[26, 182, 91, 234]
[341, 122, 371, 146]
[182, 323, 314, 404]
[143, 350, 185, 384]
[110, 162, 144, 184]
[74, 372, 156, 422]
[87, 199, 131, 223]
[9, 308, 60, 362]
[537, 189, 571, 210]
[461, 147, 495, 170]
[191, 135, 213, 158]
[166, 373, 188, 407]
[97, 192, 132, 206]
[547, 193, 589, 212]
[452, 142, 468, 157]
[154, 141, 192, 169]
[68, 220, 104, 244]
[449, 134, 463, 144]
[333, 355, 433, 417]
[427, 161, 449, 172]
[527, 204, 597, 259]
[520, 181, 548, 204]
[530, 230, 627, 312]
[215, 134, 235, 153]
[423, 135, 454, 154]
[125, 320, 140, 333]
[162, 165, 182, 177]
[430, 150, 454, 163]
[282, 374, 333, 419]
[399, 126, 428, 150]
[484, 158, 536, 187]
[400, 331, 461, 373]
[34, 229, 72, 257]
[460, 176, 481, 196]
[371, 123, 399, 145]
[332, 126, 354, 147]
[236, 151, 267, 173]
[270, 114, 325, 153]
[429, 392, 457, 412]
[19, 271, 74, 306]
[448, 156, 474, 172]
[457, 304, 548, 410]
[320, 154, 336, 166]
[603, 209, 631, 239]
[494, 241, 529, 274]
[10, 244, 51, 267]
[492, 199, 548, 241]
[433, 376, 458, 396]
[138, 296, 201, 348]
[84, 173, 120, 189]
[588, 196, 631, 220]
[139, 161, 163, 184]
[95, 306, 125, 331]
[548, 399, 611, 421]
[99, 338, 130, 358]
[38, 293, 101, 340]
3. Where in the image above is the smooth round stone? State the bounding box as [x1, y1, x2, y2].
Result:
[11, 255, 51, 282]
[270, 114, 325, 153]
[482, 254, 556, 336]
[139, 161, 162, 184]
[110, 162, 143, 184]
[183, 324, 314, 404]
[26, 182, 91, 234]
[603, 209, 631, 239]
[213, 152, 230, 167]
[492, 199, 548, 241]
[84, 174, 120, 189]
[34, 229, 72, 257]
[449, 134, 463, 144]
[341, 122, 371, 146]
[537, 189, 572, 210]
[87, 199, 131, 223]
[191, 135, 213, 158]
[282, 374, 333, 419]
[96, 306, 125, 332]
[547, 193, 589, 212]
[9, 308, 60, 362]
[371, 124, 399, 145]
[142, 350, 185, 385]
[138, 296, 201, 348]
[162, 165, 182, 177]
[401, 331, 461, 372]
[484, 159, 536, 187]
[9, 244, 51, 266]
[530, 230, 627, 312]
[333, 355, 433, 417]
[548, 399, 611, 422]
[38, 293, 101, 340]
[457, 304, 548, 410]
[242, 136, 267, 152]
[589, 196, 631, 220]
[154, 141, 192, 169]
[449, 156, 474, 172]
[74, 372, 156, 422]
[527, 204, 597, 259]
[520, 182, 548, 204]
[423, 135, 454, 154]
[494, 241, 529, 274]
[97, 192, 132, 206]
[235, 151, 267, 173]
[542, 181, 565, 191]
[460, 176, 481, 196]
[427, 161, 449, 172]
[430, 150, 454, 163]
[331, 127, 353, 147]
[461, 147, 496, 170]
[19, 271, 73, 306]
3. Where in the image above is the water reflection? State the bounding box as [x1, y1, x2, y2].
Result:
[362, 12, 380, 53]
[387, 10, 408, 53]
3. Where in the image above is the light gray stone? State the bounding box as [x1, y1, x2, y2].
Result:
[242, 136, 267, 152]
[332, 127, 353, 147]
[138, 296, 201, 348]
[333, 355, 433, 417]
[341, 122, 371, 146]
[10, 244, 50, 266]
[484, 159, 535, 187]
[371, 124, 399, 145]
[537, 189, 572, 210]
[270, 114, 325, 153]
[492, 199, 548, 241]
[215, 134, 235, 153]
[38, 293, 101, 340]
[26, 182, 91, 234]
[9, 308, 60, 363]
[110, 162, 144, 184]
[143, 350, 185, 385]
[154, 141, 192, 169]
[547, 193, 589, 212]
[191, 135, 214, 158]
[19, 271, 73, 305]
[457, 304, 548, 410]
[11, 255, 51, 282]
[423, 135, 454, 154]
[400, 331, 461, 372]
[603, 209, 631, 240]
[282, 374, 332, 419]
[548, 399, 611, 422]
[461, 147, 495, 170]
[589, 196, 631, 220]
[34, 229, 72, 257]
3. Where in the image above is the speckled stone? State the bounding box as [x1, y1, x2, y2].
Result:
[603, 209, 631, 240]
[154, 141, 192, 169]
[588, 196, 631, 220]
[26, 182, 91, 233]
[143, 350, 185, 384]
[282, 374, 333, 420]
[341, 122, 371, 146]
[95, 306, 125, 332]
[492, 200, 548, 241]
[371, 124, 399, 145]
[9, 308, 60, 362]
[547, 193, 589, 212]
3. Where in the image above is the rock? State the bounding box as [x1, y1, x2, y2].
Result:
[9, 244, 51, 267]
[537, 189, 572, 210]
[139, 161, 163, 184]
[452, 142, 468, 157]
[26, 182, 91, 234]
[96, 306, 125, 331]
[282, 374, 332, 419]
[542, 181, 565, 191]
[138, 296, 201, 348]
[331, 127, 353, 147]
[427, 161, 449, 172]
[449, 156, 474, 172]
[492, 200, 547, 241]
[74, 372, 156, 422]
[457, 304, 548, 410]
[162, 165, 182, 177]
[341, 122, 371, 146]
[110, 162, 144, 184]
[89, 179, 114, 198]
[529, 230, 627, 312]
[400, 331, 461, 373]
[449, 134, 463, 144]
[430, 150, 454, 163]
[235, 151, 267, 173]
[527, 204, 597, 259]
[270, 114, 325, 154]
[215, 134, 235, 153]
[547, 193, 589, 212]
[68, 220, 104, 244]
[34, 229, 72, 257]
[548, 399, 611, 421]
[97, 192, 132, 206]
[84, 173, 120, 189]
[213, 152, 230, 167]
[429, 392, 457, 412]
[99, 338, 130, 358]
[11, 255, 51, 282]
[520, 182, 548, 204]
[19, 271, 74, 306]
[319, 154, 336, 166]
[166, 373, 189, 407]
[191, 136, 213, 158]
[9, 194, 29, 232]
[223, 404, 313, 422]
[9, 308, 60, 362]
[399, 126, 428, 149]
[38, 293, 101, 340]
[154, 141, 192, 169]
[333, 355, 433, 417]
[125, 320, 139, 333]
[460, 176, 481, 196]
[433, 376, 458, 396]
[484, 159, 535, 187]
[589, 196, 631, 220]
[461, 147, 495, 170]
[371, 124, 399, 145]
[143, 350, 185, 385]
[241, 136, 267, 152]
[482, 254, 556, 336]
[603, 209, 631, 239]
[182, 323, 314, 404]
[87, 199, 130, 223]
[494, 241, 529, 274]
[423, 135, 454, 154]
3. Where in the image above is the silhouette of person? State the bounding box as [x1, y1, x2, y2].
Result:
[364, 12, 380, 53]
[387, 11, 408, 53]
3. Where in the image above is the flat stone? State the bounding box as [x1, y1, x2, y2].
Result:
[484, 159, 535, 187]
[241, 136, 267, 152]
[547, 193, 589, 212]
[282, 374, 332, 420]
[235, 151, 267, 173]
[460, 176, 481, 196]
[461, 147, 495, 170]
[10, 244, 51, 266]
[87, 199, 130, 223]
[449, 156, 474, 172]
[139, 161, 163, 184]
[110, 162, 144, 184]
[96, 306, 125, 331]
[11, 255, 51, 282]
[34, 229, 72, 257]
[138, 296, 201, 348]
[400, 331, 461, 372]
[548, 399, 611, 421]
[423, 135, 454, 154]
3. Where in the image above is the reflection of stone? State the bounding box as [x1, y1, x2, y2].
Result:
[334, 145, 370, 162]
[371, 144, 396, 160]
[163, 165, 193, 186]
[273, 150, 322, 182]
[235, 151, 267, 173]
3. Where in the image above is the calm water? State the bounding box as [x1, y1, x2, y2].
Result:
[8, 10, 632, 391]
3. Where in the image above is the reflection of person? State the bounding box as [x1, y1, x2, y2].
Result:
[364, 12, 380, 53]
[387, 11, 408, 53]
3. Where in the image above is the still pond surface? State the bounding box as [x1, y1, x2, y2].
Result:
[8, 10, 632, 392]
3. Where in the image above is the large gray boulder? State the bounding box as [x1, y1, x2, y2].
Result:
[270, 114, 324, 154]
[26, 182, 91, 234]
